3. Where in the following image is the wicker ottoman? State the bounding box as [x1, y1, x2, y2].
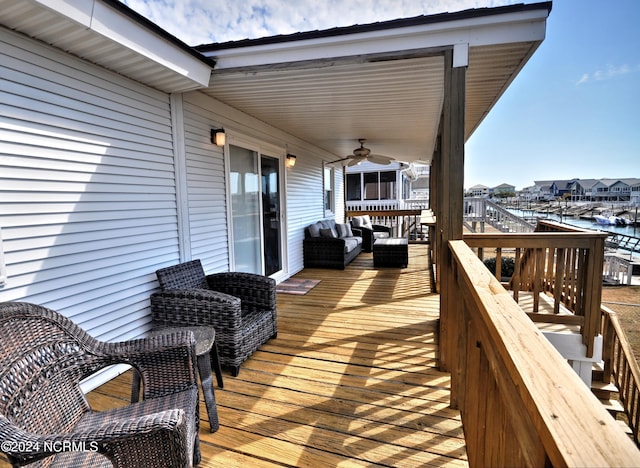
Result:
[373, 237, 408, 268]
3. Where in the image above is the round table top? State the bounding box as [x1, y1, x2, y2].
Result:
[150, 326, 215, 355]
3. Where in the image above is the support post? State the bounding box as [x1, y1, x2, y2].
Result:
[438, 48, 466, 373]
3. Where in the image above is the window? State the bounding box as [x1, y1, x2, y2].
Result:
[379, 171, 396, 200]
[364, 172, 379, 200]
[324, 165, 334, 214]
[346, 173, 361, 201]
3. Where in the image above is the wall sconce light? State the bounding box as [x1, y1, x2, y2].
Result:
[286, 154, 297, 168]
[211, 128, 226, 146]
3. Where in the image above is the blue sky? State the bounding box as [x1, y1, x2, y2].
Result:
[122, 0, 639, 190]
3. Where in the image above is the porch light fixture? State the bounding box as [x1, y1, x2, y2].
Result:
[211, 128, 226, 146]
[286, 154, 297, 168]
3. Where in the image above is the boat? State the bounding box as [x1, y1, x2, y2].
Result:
[594, 214, 632, 226]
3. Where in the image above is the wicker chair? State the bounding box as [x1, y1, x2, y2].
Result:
[151, 260, 277, 377]
[350, 215, 392, 252]
[0, 302, 201, 467]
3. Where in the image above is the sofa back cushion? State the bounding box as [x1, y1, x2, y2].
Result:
[307, 222, 322, 238]
[351, 215, 373, 230]
[336, 223, 353, 238]
[307, 219, 338, 238]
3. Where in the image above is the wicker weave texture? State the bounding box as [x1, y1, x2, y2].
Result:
[152, 260, 277, 374]
[373, 238, 409, 268]
[303, 236, 361, 269]
[0, 302, 201, 467]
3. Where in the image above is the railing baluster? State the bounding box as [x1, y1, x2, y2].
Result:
[553, 248, 564, 314]
[512, 247, 521, 303]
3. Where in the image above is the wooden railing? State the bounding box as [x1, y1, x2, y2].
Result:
[464, 197, 535, 233]
[448, 240, 640, 466]
[463, 224, 607, 357]
[601, 305, 640, 445]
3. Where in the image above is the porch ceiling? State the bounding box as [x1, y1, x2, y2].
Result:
[202, 41, 539, 164]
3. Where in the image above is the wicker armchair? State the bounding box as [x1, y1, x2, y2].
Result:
[0, 302, 201, 468]
[151, 260, 277, 377]
[350, 215, 391, 252]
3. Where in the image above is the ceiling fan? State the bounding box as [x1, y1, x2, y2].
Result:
[330, 139, 394, 166]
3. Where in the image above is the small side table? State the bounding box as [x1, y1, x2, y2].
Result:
[373, 237, 409, 268]
[131, 325, 224, 432]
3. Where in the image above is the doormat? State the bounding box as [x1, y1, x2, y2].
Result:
[276, 278, 321, 295]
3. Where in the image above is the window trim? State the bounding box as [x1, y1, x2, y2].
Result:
[323, 163, 335, 216]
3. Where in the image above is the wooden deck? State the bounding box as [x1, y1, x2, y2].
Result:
[2, 245, 468, 467]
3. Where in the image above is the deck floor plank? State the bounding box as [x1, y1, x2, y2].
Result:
[0, 246, 468, 467]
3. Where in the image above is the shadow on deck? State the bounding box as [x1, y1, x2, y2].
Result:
[86, 245, 468, 467]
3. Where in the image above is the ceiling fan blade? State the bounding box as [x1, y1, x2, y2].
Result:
[327, 156, 352, 164]
[367, 154, 393, 165]
[347, 156, 366, 166]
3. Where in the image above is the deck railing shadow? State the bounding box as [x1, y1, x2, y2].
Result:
[240, 319, 467, 466]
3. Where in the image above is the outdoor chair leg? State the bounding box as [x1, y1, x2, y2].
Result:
[197, 352, 220, 432]
[211, 343, 224, 388]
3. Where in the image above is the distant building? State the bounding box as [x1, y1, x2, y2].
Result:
[524, 178, 640, 202]
[493, 183, 516, 196]
[467, 184, 490, 197]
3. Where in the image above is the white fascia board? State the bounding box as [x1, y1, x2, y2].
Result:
[209, 8, 549, 71]
[32, 0, 211, 88]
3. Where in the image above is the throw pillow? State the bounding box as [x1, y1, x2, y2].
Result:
[336, 223, 353, 238]
[320, 228, 336, 238]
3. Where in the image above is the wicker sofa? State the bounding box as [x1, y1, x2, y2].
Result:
[303, 219, 363, 269]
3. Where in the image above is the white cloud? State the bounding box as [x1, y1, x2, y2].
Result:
[576, 73, 589, 85]
[576, 63, 635, 86]
[121, 0, 518, 46]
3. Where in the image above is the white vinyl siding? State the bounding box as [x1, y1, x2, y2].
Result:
[180, 91, 342, 278]
[182, 94, 229, 273]
[284, 154, 344, 274]
[0, 28, 179, 341]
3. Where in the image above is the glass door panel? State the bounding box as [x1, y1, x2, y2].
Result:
[229, 145, 261, 274]
[261, 155, 282, 276]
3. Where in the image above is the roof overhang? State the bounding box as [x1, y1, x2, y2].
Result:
[0, 0, 214, 93]
[197, 3, 551, 164]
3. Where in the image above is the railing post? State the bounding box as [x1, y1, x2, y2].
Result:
[584, 235, 605, 357]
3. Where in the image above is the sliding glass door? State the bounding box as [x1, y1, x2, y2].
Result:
[228, 144, 283, 276]
[261, 155, 282, 276]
